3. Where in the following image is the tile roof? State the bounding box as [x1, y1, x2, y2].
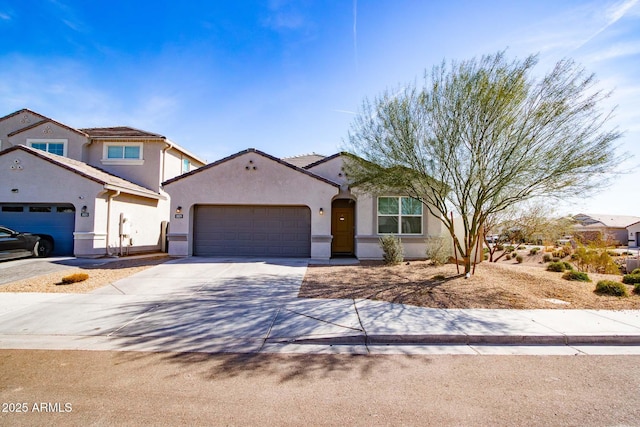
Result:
[283, 153, 326, 168]
[1, 145, 163, 200]
[80, 127, 165, 139]
[573, 213, 640, 228]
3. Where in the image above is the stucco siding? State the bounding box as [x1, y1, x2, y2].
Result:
[164, 151, 339, 258]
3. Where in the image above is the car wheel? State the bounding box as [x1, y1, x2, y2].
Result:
[34, 239, 53, 257]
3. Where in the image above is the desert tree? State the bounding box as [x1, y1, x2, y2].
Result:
[344, 51, 621, 274]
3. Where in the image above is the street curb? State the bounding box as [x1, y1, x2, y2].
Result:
[271, 334, 640, 346]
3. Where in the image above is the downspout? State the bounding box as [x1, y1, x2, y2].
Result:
[161, 140, 174, 183]
[106, 190, 121, 256]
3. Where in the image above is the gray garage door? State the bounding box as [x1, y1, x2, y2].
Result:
[0, 203, 76, 256]
[193, 205, 311, 257]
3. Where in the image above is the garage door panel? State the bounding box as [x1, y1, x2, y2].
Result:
[194, 205, 311, 257]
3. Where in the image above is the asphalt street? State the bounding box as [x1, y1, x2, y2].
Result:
[1, 350, 638, 426]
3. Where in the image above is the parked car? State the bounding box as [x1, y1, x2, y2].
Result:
[0, 226, 54, 261]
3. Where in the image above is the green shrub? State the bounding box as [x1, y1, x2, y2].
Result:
[505, 253, 511, 260]
[563, 262, 574, 271]
[516, 255, 523, 263]
[552, 251, 563, 258]
[505, 245, 515, 253]
[543, 254, 552, 263]
[562, 270, 591, 282]
[635, 284, 640, 295]
[631, 268, 640, 275]
[595, 280, 628, 297]
[432, 274, 446, 281]
[60, 272, 89, 285]
[547, 261, 566, 272]
[379, 235, 404, 265]
[529, 247, 540, 255]
[622, 274, 640, 285]
[425, 236, 450, 266]
[495, 244, 504, 251]
[552, 257, 560, 263]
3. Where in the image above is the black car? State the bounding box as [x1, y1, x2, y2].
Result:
[0, 226, 54, 261]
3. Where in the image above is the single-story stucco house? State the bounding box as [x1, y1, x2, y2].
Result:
[0, 108, 206, 257]
[163, 148, 444, 260]
[572, 213, 640, 246]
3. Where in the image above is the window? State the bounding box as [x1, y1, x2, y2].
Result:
[182, 158, 190, 173]
[27, 139, 67, 156]
[29, 206, 52, 213]
[102, 143, 144, 165]
[1, 206, 23, 212]
[377, 197, 423, 234]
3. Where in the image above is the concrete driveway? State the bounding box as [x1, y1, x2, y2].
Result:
[1, 257, 640, 356]
[0, 256, 112, 285]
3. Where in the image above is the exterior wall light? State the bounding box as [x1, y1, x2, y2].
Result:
[319, 208, 324, 215]
[81, 206, 88, 213]
[176, 206, 182, 214]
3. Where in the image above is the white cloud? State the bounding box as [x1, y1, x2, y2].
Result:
[0, 12, 10, 20]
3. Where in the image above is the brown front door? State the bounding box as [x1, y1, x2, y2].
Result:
[331, 200, 355, 256]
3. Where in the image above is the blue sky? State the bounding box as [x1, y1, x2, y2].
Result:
[1, 0, 639, 215]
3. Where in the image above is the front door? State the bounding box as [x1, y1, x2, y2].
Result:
[331, 200, 355, 256]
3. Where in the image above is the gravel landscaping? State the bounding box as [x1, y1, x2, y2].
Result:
[0, 256, 170, 293]
[300, 259, 640, 309]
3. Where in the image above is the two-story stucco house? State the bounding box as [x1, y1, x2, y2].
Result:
[163, 148, 443, 259]
[0, 108, 206, 257]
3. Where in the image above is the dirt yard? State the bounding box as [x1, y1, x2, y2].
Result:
[300, 258, 640, 309]
[0, 256, 170, 293]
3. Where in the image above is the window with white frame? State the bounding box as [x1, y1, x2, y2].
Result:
[102, 142, 143, 165]
[27, 139, 67, 156]
[377, 196, 423, 234]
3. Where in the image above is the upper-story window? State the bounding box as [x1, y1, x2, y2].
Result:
[102, 142, 144, 165]
[27, 139, 67, 157]
[377, 196, 423, 235]
[182, 158, 190, 173]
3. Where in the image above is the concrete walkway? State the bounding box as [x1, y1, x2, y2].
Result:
[1, 257, 640, 356]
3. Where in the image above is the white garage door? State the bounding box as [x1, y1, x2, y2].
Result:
[193, 205, 311, 257]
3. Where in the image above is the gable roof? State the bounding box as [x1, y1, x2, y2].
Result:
[0, 108, 50, 123]
[303, 152, 344, 169]
[283, 153, 326, 168]
[573, 213, 640, 228]
[163, 148, 340, 187]
[7, 118, 89, 138]
[80, 126, 165, 139]
[1, 145, 164, 200]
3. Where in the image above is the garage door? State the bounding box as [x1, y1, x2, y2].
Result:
[0, 203, 75, 256]
[193, 205, 311, 257]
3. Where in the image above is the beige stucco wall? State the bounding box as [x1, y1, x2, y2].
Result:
[164, 151, 340, 258]
[0, 111, 44, 150]
[1, 119, 88, 160]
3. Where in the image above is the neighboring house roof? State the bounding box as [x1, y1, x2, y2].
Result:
[283, 153, 326, 168]
[163, 148, 340, 187]
[1, 145, 164, 200]
[573, 213, 640, 229]
[80, 126, 165, 139]
[303, 152, 344, 169]
[7, 119, 89, 138]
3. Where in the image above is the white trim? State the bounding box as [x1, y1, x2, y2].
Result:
[101, 142, 144, 163]
[27, 138, 68, 157]
[376, 196, 423, 235]
[73, 232, 107, 240]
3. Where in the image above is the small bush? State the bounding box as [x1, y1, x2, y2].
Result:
[425, 236, 451, 266]
[552, 251, 563, 258]
[495, 244, 504, 251]
[505, 253, 511, 260]
[379, 235, 404, 265]
[543, 254, 552, 263]
[432, 274, 446, 281]
[60, 272, 89, 285]
[563, 262, 574, 271]
[595, 280, 628, 297]
[622, 274, 640, 285]
[552, 257, 560, 263]
[529, 247, 540, 255]
[635, 284, 640, 295]
[547, 261, 566, 272]
[505, 245, 515, 253]
[632, 268, 640, 275]
[516, 255, 523, 263]
[562, 270, 591, 282]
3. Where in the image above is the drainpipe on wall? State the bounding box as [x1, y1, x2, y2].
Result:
[161, 140, 174, 183]
[105, 190, 121, 256]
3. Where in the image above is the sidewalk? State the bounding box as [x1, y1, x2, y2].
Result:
[0, 257, 639, 356]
